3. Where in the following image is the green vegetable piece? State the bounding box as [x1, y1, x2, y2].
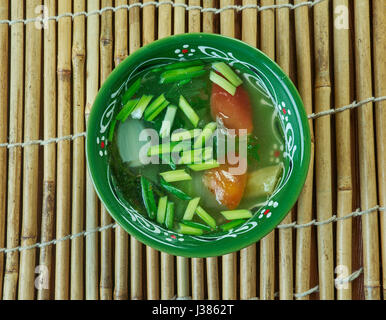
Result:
[164, 60, 204, 70]
[183, 197, 200, 221]
[108, 119, 117, 142]
[178, 147, 213, 165]
[171, 129, 202, 142]
[209, 71, 237, 96]
[160, 66, 206, 84]
[188, 160, 220, 172]
[220, 219, 246, 231]
[221, 209, 252, 220]
[131, 95, 153, 119]
[160, 169, 192, 183]
[144, 94, 166, 120]
[181, 220, 212, 232]
[178, 78, 192, 86]
[193, 122, 217, 149]
[160, 105, 178, 138]
[147, 141, 190, 157]
[140, 176, 157, 219]
[196, 206, 216, 229]
[179, 95, 200, 128]
[212, 62, 243, 87]
[116, 99, 140, 121]
[156, 196, 168, 225]
[165, 202, 175, 229]
[121, 77, 141, 105]
[160, 177, 192, 200]
[178, 223, 204, 236]
[244, 164, 283, 198]
[146, 100, 170, 122]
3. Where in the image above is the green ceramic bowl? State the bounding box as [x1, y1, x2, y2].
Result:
[86, 33, 311, 258]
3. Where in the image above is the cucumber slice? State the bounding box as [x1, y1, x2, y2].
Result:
[179, 95, 200, 128]
[212, 62, 243, 87]
[156, 196, 168, 225]
[221, 209, 252, 220]
[183, 197, 201, 221]
[209, 71, 237, 96]
[160, 169, 192, 183]
[178, 223, 204, 236]
[196, 206, 216, 229]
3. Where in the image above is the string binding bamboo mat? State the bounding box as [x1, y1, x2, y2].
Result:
[0, 0, 385, 300]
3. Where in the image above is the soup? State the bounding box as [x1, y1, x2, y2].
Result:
[108, 59, 284, 236]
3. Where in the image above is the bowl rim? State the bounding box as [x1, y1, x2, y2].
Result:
[86, 32, 311, 258]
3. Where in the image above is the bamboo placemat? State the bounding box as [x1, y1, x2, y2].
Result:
[0, 0, 385, 300]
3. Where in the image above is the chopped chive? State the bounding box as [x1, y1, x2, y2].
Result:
[178, 223, 204, 236]
[209, 71, 237, 96]
[160, 169, 192, 183]
[179, 95, 200, 128]
[108, 119, 117, 142]
[196, 206, 216, 229]
[188, 160, 220, 172]
[171, 129, 202, 142]
[193, 122, 217, 149]
[178, 147, 213, 165]
[146, 100, 170, 122]
[164, 60, 204, 70]
[156, 196, 168, 225]
[159, 105, 178, 138]
[160, 66, 206, 84]
[181, 220, 212, 232]
[221, 209, 253, 220]
[178, 78, 192, 86]
[140, 177, 157, 219]
[160, 177, 192, 200]
[183, 197, 201, 221]
[165, 201, 175, 229]
[212, 62, 243, 87]
[220, 219, 246, 231]
[144, 94, 166, 119]
[131, 95, 153, 119]
[116, 99, 140, 121]
[147, 142, 190, 157]
[121, 78, 141, 105]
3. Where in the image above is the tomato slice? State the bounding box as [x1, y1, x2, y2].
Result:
[202, 162, 247, 210]
[210, 83, 254, 134]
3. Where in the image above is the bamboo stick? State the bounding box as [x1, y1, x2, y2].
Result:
[129, 0, 143, 300]
[3, 0, 24, 300]
[354, 0, 381, 300]
[220, 0, 237, 300]
[373, 0, 386, 300]
[333, 0, 353, 300]
[0, 0, 8, 301]
[177, 257, 190, 298]
[142, 0, 160, 300]
[174, 0, 186, 34]
[293, 0, 314, 300]
[85, 0, 100, 300]
[55, 0, 72, 300]
[100, 0, 114, 301]
[276, 0, 293, 300]
[203, 0, 214, 34]
[259, 0, 275, 300]
[114, 0, 129, 300]
[314, 0, 334, 300]
[158, 2, 175, 300]
[37, 0, 57, 301]
[192, 258, 204, 300]
[71, 0, 86, 301]
[188, 0, 200, 33]
[240, 0, 257, 301]
[18, 0, 42, 300]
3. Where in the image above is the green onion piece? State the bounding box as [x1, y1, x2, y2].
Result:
[178, 78, 192, 86]
[193, 122, 217, 149]
[188, 160, 220, 172]
[160, 66, 206, 84]
[131, 95, 153, 119]
[140, 176, 157, 219]
[108, 119, 117, 142]
[156, 196, 168, 225]
[181, 220, 212, 232]
[116, 99, 140, 121]
[209, 71, 237, 96]
[160, 177, 192, 200]
[221, 209, 253, 220]
[171, 129, 202, 142]
[160, 169, 192, 183]
[178, 147, 213, 165]
[165, 201, 175, 229]
[183, 197, 201, 221]
[196, 206, 216, 229]
[178, 223, 204, 236]
[159, 105, 178, 138]
[144, 94, 166, 119]
[179, 95, 200, 128]
[220, 219, 245, 231]
[212, 62, 243, 87]
[146, 100, 170, 122]
[164, 60, 204, 70]
[147, 142, 190, 157]
[121, 78, 141, 105]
